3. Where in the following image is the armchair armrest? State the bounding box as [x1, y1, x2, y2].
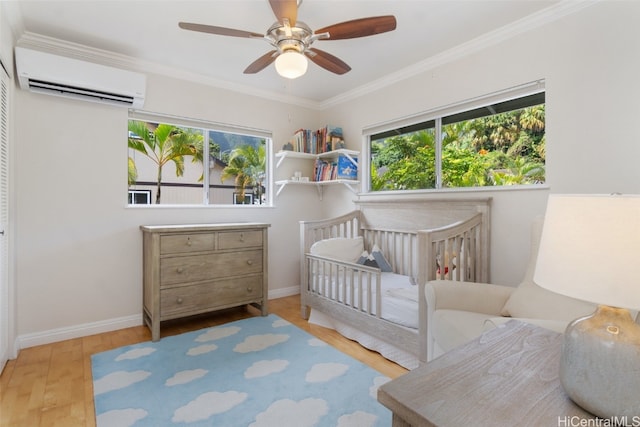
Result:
[425, 280, 514, 316]
[424, 280, 515, 361]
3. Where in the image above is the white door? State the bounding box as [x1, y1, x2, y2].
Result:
[0, 63, 10, 371]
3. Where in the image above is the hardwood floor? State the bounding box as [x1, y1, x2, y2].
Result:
[0, 295, 407, 427]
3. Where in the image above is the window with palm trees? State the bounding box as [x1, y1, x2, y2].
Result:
[369, 90, 545, 191]
[128, 117, 270, 205]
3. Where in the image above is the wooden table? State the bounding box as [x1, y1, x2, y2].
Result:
[378, 320, 597, 426]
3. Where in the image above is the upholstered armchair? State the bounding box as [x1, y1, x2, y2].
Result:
[424, 218, 640, 361]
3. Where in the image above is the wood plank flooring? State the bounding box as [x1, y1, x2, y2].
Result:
[0, 295, 407, 427]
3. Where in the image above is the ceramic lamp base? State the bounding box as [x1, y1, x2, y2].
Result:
[560, 305, 640, 418]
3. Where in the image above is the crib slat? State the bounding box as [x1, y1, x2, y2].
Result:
[376, 274, 382, 319]
[352, 269, 357, 310]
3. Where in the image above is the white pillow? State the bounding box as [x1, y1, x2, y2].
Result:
[501, 280, 596, 322]
[500, 216, 596, 322]
[309, 237, 364, 263]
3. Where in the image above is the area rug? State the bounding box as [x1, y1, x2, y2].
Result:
[91, 314, 391, 427]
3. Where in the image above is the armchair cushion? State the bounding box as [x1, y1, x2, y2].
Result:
[426, 280, 514, 315]
[433, 309, 497, 353]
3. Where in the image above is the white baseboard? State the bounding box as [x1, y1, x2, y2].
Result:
[14, 287, 300, 353]
[268, 285, 299, 300]
[0, 348, 8, 374]
[17, 314, 142, 350]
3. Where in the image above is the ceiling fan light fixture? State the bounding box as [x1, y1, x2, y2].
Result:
[275, 50, 308, 79]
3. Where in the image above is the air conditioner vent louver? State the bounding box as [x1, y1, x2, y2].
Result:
[28, 79, 137, 107]
[15, 47, 146, 108]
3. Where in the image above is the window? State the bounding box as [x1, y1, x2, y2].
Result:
[128, 190, 151, 205]
[366, 83, 545, 192]
[127, 112, 271, 206]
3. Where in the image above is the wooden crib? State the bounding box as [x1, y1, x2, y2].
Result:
[299, 198, 491, 368]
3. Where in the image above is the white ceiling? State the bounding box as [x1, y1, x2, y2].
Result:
[8, 0, 575, 107]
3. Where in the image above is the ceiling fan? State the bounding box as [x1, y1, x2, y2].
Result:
[178, 0, 397, 79]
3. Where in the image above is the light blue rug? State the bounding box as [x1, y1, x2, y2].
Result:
[91, 314, 391, 427]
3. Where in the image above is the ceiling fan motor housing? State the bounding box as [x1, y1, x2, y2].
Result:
[267, 21, 314, 54]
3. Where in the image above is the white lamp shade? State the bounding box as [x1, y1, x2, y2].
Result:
[275, 51, 308, 79]
[534, 194, 640, 310]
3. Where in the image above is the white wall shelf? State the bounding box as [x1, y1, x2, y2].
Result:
[274, 149, 360, 199]
[275, 148, 359, 168]
[275, 179, 359, 199]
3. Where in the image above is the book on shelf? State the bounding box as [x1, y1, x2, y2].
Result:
[286, 125, 344, 154]
[313, 154, 358, 182]
[337, 154, 358, 179]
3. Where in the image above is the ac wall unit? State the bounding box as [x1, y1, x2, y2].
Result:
[15, 47, 146, 108]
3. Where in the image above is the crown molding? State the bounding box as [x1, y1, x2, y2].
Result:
[16, 32, 322, 110]
[318, 0, 600, 110]
[13, 0, 598, 111]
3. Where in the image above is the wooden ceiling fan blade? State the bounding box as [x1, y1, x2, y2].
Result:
[269, 0, 298, 26]
[315, 15, 397, 40]
[306, 48, 351, 75]
[178, 22, 263, 38]
[244, 50, 278, 74]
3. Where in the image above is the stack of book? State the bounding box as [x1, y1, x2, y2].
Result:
[288, 125, 344, 154]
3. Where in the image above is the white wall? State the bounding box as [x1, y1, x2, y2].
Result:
[322, 0, 640, 285]
[13, 72, 324, 343]
[10, 1, 640, 346]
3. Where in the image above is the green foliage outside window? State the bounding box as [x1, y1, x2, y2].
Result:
[371, 103, 545, 191]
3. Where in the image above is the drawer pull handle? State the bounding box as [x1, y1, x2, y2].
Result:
[176, 297, 183, 304]
[239, 233, 245, 242]
[186, 239, 192, 246]
[176, 267, 184, 274]
[247, 287, 253, 293]
[246, 260, 253, 265]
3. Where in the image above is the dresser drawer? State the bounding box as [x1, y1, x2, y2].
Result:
[218, 230, 263, 249]
[160, 233, 215, 254]
[160, 250, 263, 286]
[160, 275, 263, 319]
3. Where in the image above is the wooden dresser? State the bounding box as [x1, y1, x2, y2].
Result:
[140, 223, 270, 341]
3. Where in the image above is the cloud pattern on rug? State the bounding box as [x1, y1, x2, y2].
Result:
[92, 315, 391, 427]
[165, 368, 208, 386]
[93, 370, 151, 395]
[233, 333, 289, 353]
[172, 390, 249, 423]
[250, 398, 329, 427]
[244, 359, 289, 379]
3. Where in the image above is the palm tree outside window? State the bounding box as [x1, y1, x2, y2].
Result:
[127, 117, 270, 206]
